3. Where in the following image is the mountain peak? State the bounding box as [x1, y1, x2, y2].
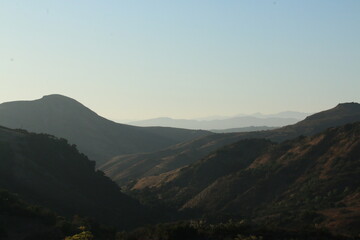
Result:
[0, 95, 211, 164]
[42, 94, 70, 99]
[40, 94, 80, 104]
[335, 102, 360, 110]
[36, 94, 94, 113]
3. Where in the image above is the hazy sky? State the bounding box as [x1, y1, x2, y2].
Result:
[1, 1, 359, 121]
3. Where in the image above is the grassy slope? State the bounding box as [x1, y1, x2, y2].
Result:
[130, 122, 360, 236]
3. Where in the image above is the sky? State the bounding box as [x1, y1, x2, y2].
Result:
[1, 1, 359, 121]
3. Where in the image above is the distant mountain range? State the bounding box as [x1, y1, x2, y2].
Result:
[128, 112, 309, 130]
[249, 111, 310, 119]
[101, 102, 360, 186]
[210, 126, 277, 133]
[0, 95, 210, 165]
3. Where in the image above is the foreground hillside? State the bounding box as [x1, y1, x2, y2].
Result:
[1, 188, 352, 240]
[102, 102, 360, 186]
[0, 188, 119, 239]
[0, 126, 148, 229]
[131, 122, 360, 236]
[0, 94, 210, 164]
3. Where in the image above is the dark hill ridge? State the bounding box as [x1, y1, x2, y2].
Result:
[131, 139, 275, 206]
[0, 95, 210, 164]
[278, 102, 360, 137]
[100, 133, 248, 186]
[101, 102, 360, 186]
[0, 126, 148, 229]
[131, 122, 360, 236]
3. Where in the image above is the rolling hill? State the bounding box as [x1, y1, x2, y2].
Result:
[0, 95, 210, 165]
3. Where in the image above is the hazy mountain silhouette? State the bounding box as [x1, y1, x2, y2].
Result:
[101, 102, 360, 186]
[0, 95, 210, 165]
[210, 126, 277, 133]
[0, 126, 148, 229]
[130, 122, 360, 236]
[250, 111, 310, 119]
[129, 115, 303, 130]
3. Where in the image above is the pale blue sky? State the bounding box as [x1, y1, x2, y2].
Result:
[1, 1, 359, 120]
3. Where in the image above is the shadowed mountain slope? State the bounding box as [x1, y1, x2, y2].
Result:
[101, 103, 360, 186]
[0, 95, 210, 165]
[0, 126, 148, 229]
[101, 133, 248, 186]
[132, 139, 275, 206]
[131, 122, 360, 236]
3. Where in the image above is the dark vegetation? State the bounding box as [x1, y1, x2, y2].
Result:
[116, 220, 356, 240]
[0, 127, 148, 230]
[1, 190, 355, 240]
[0, 188, 116, 240]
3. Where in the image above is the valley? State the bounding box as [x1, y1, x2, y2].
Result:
[0, 96, 360, 239]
